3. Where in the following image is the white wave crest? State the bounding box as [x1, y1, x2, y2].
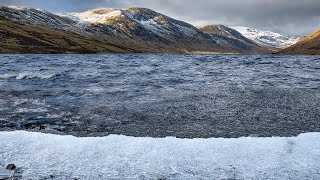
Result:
[0, 71, 60, 80]
[16, 72, 58, 80]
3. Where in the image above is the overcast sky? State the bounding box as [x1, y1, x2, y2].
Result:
[1, 0, 319, 36]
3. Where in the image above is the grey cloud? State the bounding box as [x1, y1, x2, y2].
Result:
[0, 0, 319, 36]
[133, 0, 320, 36]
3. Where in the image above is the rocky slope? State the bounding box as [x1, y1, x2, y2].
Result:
[0, 6, 268, 54]
[232, 26, 301, 49]
[278, 30, 320, 55]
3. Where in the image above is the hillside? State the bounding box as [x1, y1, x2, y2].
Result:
[278, 30, 320, 55]
[0, 6, 269, 54]
[0, 15, 133, 54]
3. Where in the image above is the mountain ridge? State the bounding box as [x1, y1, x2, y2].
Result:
[0, 5, 305, 54]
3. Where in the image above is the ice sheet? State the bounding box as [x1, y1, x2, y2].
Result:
[0, 131, 319, 179]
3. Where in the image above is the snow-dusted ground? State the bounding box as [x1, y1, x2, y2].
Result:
[0, 131, 320, 179]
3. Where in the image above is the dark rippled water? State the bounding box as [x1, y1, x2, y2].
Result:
[0, 54, 319, 138]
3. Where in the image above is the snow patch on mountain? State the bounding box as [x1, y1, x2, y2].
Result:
[232, 26, 302, 48]
[138, 18, 172, 37]
[139, 19, 158, 26]
[63, 9, 123, 24]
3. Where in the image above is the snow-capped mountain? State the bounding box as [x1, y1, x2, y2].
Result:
[0, 5, 269, 54]
[62, 8, 207, 42]
[232, 26, 302, 49]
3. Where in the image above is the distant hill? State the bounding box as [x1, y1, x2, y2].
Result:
[278, 30, 320, 55]
[232, 26, 301, 49]
[0, 6, 268, 54]
[199, 25, 255, 44]
[198, 25, 267, 53]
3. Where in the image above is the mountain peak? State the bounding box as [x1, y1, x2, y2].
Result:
[65, 7, 165, 25]
[79, 7, 156, 15]
[69, 8, 124, 24]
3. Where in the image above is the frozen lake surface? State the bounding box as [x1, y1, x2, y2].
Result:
[0, 54, 320, 138]
[1, 131, 320, 179]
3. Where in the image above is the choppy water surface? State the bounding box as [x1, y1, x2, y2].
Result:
[0, 54, 319, 138]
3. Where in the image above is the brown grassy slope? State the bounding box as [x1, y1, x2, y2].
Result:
[0, 15, 134, 54]
[278, 30, 320, 55]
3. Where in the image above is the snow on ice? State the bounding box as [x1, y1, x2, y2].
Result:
[0, 131, 320, 179]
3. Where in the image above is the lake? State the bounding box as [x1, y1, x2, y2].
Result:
[0, 54, 319, 138]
